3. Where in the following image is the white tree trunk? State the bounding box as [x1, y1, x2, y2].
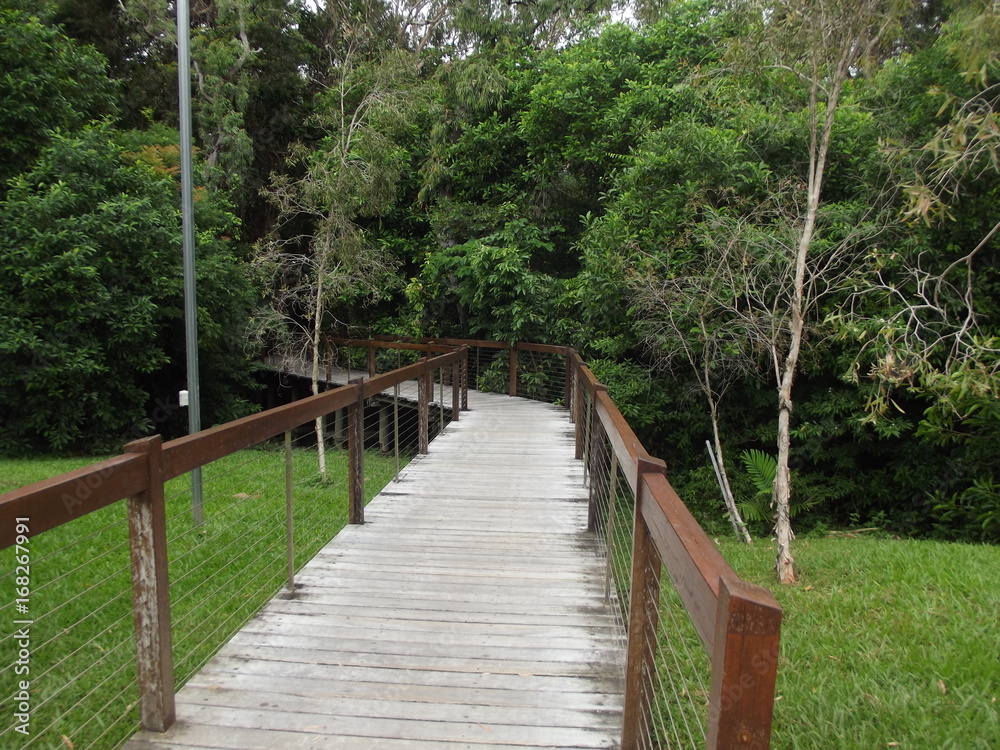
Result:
[773, 382, 797, 583]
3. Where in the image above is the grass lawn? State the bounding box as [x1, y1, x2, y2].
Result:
[720, 535, 1000, 749]
[0, 445, 403, 749]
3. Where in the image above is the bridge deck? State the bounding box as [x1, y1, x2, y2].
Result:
[126, 391, 625, 750]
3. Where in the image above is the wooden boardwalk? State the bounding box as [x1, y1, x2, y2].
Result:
[126, 391, 625, 750]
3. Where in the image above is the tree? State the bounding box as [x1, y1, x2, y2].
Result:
[0, 6, 116, 187]
[836, 1, 1000, 540]
[718, 0, 912, 583]
[254, 0, 414, 476]
[0, 125, 256, 453]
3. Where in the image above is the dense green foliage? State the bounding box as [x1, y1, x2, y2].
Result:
[1, 0, 998, 542]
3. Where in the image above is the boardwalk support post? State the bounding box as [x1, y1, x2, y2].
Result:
[707, 577, 782, 749]
[124, 435, 175, 733]
[620, 455, 667, 750]
[348, 380, 365, 524]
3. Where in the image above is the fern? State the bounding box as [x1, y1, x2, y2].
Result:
[737, 449, 818, 522]
[741, 449, 777, 495]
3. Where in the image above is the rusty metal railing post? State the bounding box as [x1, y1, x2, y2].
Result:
[418, 360, 430, 454]
[509, 345, 518, 397]
[706, 578, 782, 749]
[621, 455, 667, 750]
[124, 435, 175, 733]
[347, 380, 365, 524]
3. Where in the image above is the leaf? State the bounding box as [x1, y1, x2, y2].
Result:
[740, 449, 777, 495]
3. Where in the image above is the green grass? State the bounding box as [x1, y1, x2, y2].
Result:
[0, 446, 403, 749]
[600, 474, 999, 749]
[719, 535, 1000, 749]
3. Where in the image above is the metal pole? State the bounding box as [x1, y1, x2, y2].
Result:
[177, 0, 202, 524]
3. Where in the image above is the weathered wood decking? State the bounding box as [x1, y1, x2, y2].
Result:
[126, 391, 625, 749]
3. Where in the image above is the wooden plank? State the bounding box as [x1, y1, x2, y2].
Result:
[144, 703, 619, 748]
[185, 671, 619, 712]
[174, 686, 622, 730]
[195, 657, 623, 699]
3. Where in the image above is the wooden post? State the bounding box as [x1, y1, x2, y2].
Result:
[509, 346, 518, 397]
[418, 364, 430, 455]
[367, 343, 375, 377]
[285, 430, 294, 592]
[348, 381, 365, 524]
[124, 436, 175, 732]
[620, 455, 667, 750]
[587, 385, 608, 532]
[452, 358, 460, 422]
[706, 577, 782, 749]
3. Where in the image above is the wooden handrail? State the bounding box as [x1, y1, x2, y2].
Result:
[0, 453, 147, 547]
